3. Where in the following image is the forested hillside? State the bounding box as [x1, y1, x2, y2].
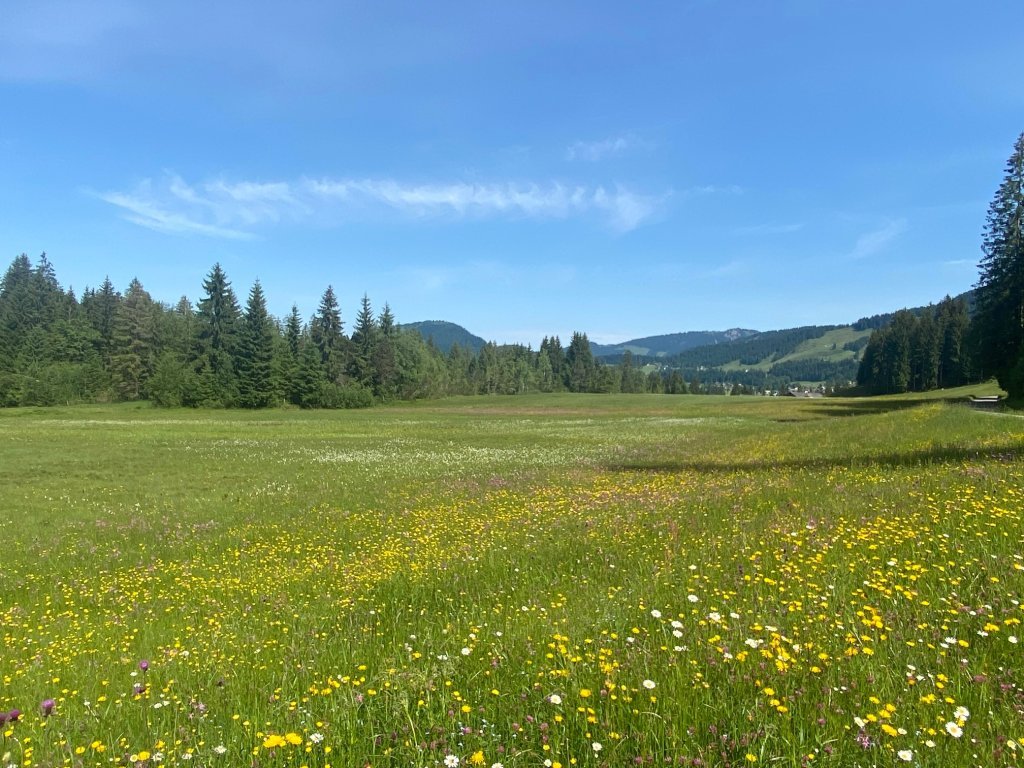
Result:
[590, 328, 757, 358]
[0, 255, 665, 407]
[400, 321, 487, 354]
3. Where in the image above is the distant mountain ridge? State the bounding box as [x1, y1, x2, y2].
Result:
[401, 320, 487, 353]
[404, 290, 973, 386]
[589, 328, 758, 358]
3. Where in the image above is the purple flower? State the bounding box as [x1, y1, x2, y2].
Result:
[139, 660, 150, 672]
[41, 699, 55, 716]
[8, 709, 21, 721]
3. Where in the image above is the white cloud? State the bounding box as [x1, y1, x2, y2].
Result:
[566, 136, 633, 162]
[95, 188, 254, 240]
[97, 173, 668, 237]
[592, 186, 664, 232]
[848, 218, 907, 260]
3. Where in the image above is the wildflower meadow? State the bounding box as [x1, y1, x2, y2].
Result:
[1, 389, 1022, 767]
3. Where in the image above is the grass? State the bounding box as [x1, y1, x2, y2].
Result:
[0, 391, 1022, 767]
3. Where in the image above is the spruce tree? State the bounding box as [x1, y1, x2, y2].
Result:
[237, 280, 276, 408]
[82, 277, 122, 364]
[974, 131, 1024, 397]
[349, 294, 377, 386]
[195, 263, 241, 406]
[936, 296, 970, 387]
[310, 286, 345, 382]
[282, 305, 304, 404]
[110, 278, 157, 400]
[0, 254, 35, 370]
[565, 332, 595, 392]
[373, 304, 398, 399]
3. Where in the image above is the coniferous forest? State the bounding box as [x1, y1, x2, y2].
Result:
[0, 256, 622, 408]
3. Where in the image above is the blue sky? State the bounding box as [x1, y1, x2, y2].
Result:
[1, 1, 1021, 345]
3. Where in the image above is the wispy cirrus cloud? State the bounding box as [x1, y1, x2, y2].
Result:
[95, 186, 255, 240]
[848, 218, 908, 260]
[95, 173, 669, 237]
[565, 132, 660, 163]
[566, 136, 634, 162]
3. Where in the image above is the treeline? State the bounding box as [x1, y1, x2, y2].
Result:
[855, 296, 974, 394]
[1, 254, 745, 408]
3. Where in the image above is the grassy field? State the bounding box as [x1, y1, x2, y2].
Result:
[1, 387, 1022, 768]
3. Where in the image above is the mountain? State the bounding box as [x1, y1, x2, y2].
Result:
[405, 290, 972, 386]
[402, 320, 487, 354]
[590, 328, 758, 358]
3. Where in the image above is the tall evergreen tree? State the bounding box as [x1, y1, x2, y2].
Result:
[619, 350, 643, 393]
[81, 276, 122, 363]
[373, 303, 398, 399]
[196, 263, 241, 354]
[310, 286, 346, 382]
[446, 342, 473, 395]
[565, 331, 596, 392]
[349, 293, 377, 386]
[282, 304, 305, 404]
[974, 131, 1024, 397]
[936, 295, 970, 387]
[237, 280, 277, 408]
[195, 263, 241, 406]
[297, 337, 327, 407]
[540, 335, 566, 389]
[0, 254, 36, 370]
[110, 278, 157, 400]
[909, 311, 939, 392]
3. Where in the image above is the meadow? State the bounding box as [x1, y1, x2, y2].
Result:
[1, 387, 1022, 768]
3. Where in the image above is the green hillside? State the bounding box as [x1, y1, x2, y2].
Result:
[402, 320, 487, 353]
[590, 328, 757, 357]
[718, 327, 872, 372]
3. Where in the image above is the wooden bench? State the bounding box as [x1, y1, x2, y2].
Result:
[968, 396, 1001, 410]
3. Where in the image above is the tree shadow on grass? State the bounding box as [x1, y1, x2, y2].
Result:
[798, 396, 976, 419]
[603, 442, 1024, 474]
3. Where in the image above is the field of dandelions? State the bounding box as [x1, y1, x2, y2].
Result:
[1, 388, 1022, 768]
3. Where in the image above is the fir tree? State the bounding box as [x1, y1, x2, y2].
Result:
[237, 280, 277, 408]
[565, 331, 596, 392]
[373, 304, 398, 399]
[974, 131, 1024, 397]
[310, 286, 346, 382]
[282, 305, 304, 404]
[110, 278, 157, 400]
[195, 264, 241, 406]
[349, 294, 377, 386]
[937, 295, 970, 387]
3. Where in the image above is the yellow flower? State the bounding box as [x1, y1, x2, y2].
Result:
[285, 732, 303, 746]
[579, 688, 592, 698]
[137, 751, 152, 761]
[263, 734, 287, 749]
[470, 750, 486, 765]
